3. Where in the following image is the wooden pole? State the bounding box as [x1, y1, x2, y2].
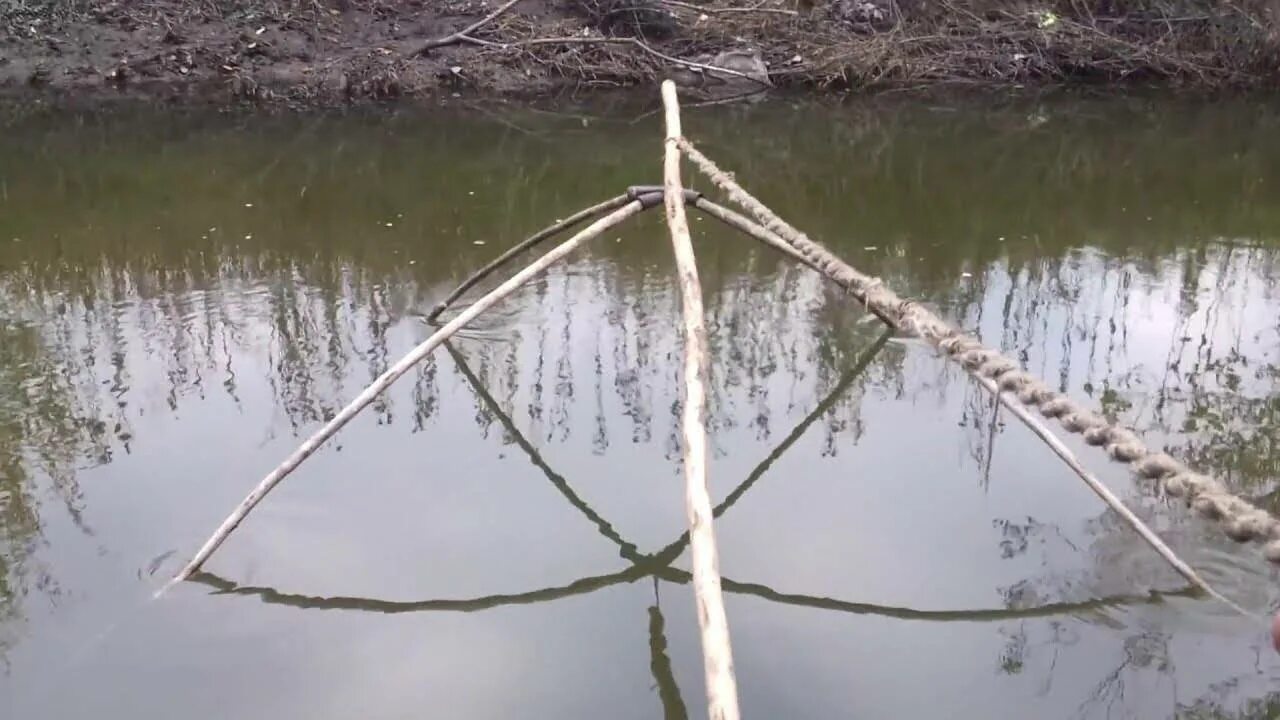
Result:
[661, 79, 742, 720]
[426, 192, 633, 323]
[163, 199, 649, 593]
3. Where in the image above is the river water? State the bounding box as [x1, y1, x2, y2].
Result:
[1, 93, 1279, 719]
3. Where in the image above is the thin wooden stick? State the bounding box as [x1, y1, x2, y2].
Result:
[691, 196, 819, 271]
[660, 0, 797, 16]
[417, 0, 524, 53]
[661, 79, 741, 720]
[970, 370, 1255, 618]
[162, 199, 649, 594]
[425, 192, 632, 323]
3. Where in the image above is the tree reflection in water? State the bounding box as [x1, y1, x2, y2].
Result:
[1, 98, 1279, 713]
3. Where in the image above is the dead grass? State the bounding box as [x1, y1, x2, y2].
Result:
[493, 0, 1280, 89]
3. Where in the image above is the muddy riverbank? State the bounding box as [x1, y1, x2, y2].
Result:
[2, 1, 1279, 107]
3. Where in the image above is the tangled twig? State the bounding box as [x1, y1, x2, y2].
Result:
[416, 0, 525, 54]
[503, 35, 772, 85]
[659, 0, 796, 16]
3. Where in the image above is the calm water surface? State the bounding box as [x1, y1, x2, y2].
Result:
[1, 94, 1279, 719]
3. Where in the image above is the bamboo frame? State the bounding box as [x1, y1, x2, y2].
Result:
[150, 84, 1267, 720]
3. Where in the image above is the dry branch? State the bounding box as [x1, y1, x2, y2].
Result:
[417, 0, 525, 54]
[164, 198, 651, 592]
[659, 0, 796, 16]
[661, 79, 742, 720]
[504, 36, 773, 85]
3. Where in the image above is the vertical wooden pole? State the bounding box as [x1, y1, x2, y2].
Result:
[661, 79, 742, 720]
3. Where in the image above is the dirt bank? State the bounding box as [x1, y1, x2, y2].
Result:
[2, 1, 1279, 107]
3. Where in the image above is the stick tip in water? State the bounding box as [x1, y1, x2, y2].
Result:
[1272, 611, 1280, 653]
[153, 578, 178, 600]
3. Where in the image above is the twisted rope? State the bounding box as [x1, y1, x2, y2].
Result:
[677, 137, 1280, 566]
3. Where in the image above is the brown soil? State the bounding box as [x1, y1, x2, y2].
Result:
[0, 1, 566, 105]
[2, 1, 1278, 108]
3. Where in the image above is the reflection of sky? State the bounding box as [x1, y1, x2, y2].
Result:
[4, 237, 1279, 719]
